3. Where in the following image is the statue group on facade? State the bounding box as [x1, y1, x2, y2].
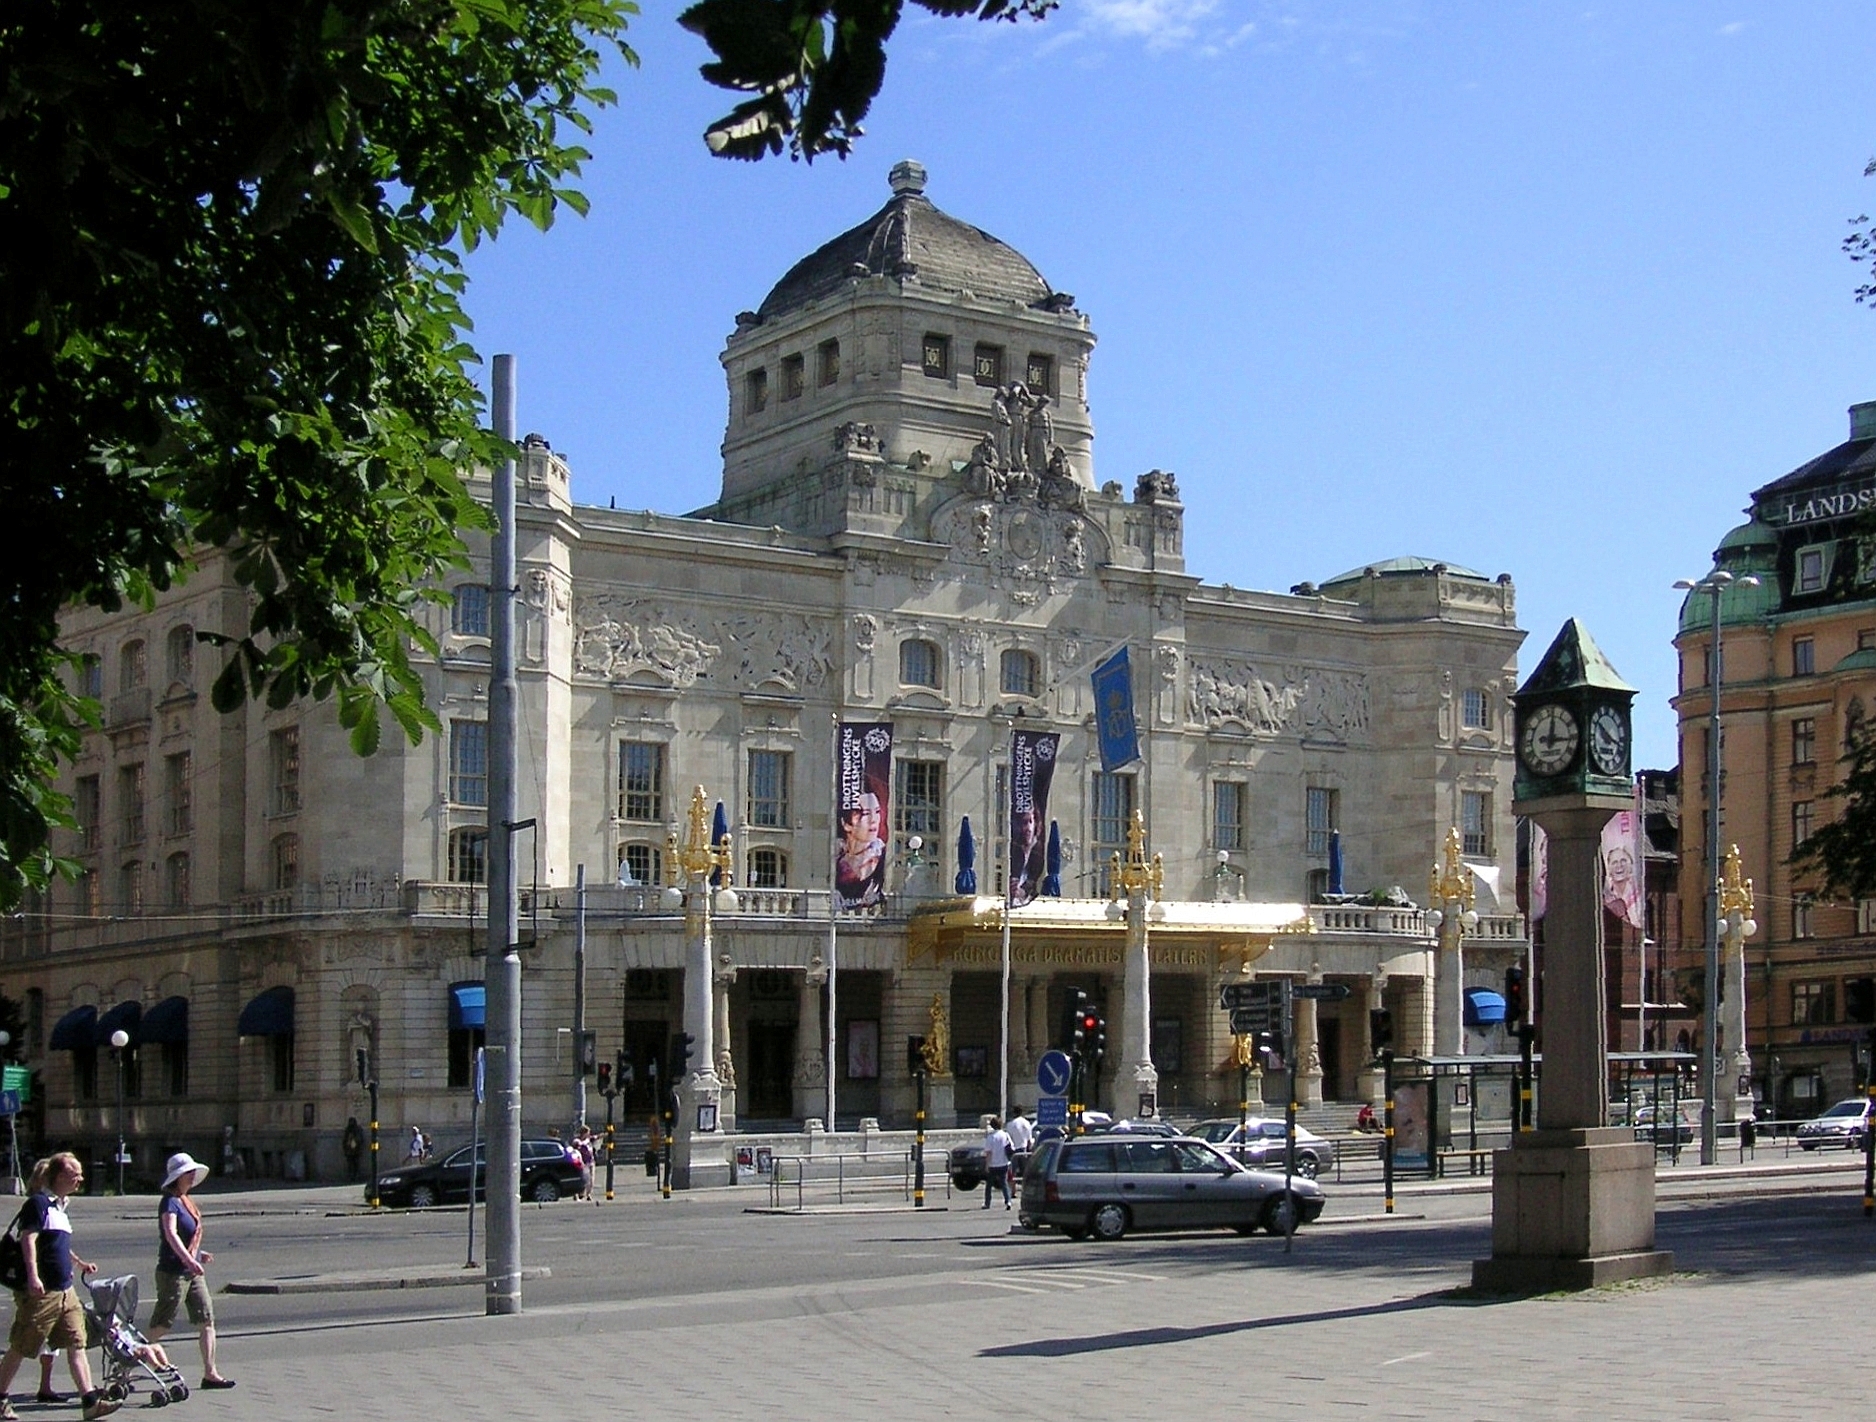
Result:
[963, 384, 1085, 513]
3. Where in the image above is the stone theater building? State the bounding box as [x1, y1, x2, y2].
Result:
[5, 163, 1528, 1182]
[1674, 400, 1876, 1119]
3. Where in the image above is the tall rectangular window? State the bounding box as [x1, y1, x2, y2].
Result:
[1793, 800, 1814, 849]
[894, 760, 944, 855]
[166, 852, 190, 909]
[1793, 717, 1817, 766]
[817, 339, 841, 387]
[119, 859, 143, 914]
[119, 763, 145, 845]
[165, 752, 192, 836]
[1462, 790, 1491, 857]
[166, 626, 195, 686]
[1212, 781, 1245, 851]
[270, 1034, 295, 1092]
[618, 742, 664, 822]
[1795, 546, 1829, 594]
[269, 726, 300, 815]
[780, 353, 805, 401]
[1091, 771, 1136, 895]
[1794, 895, 1816, 941]
[78, 655, 102, 699]
[1793, 637, 1815, 676]
[747, 750, 791, 829]
[75, 776, 100, 853]
[1461, 688, 1492, 729]
[1306, 786, 1339, 857]
[119, 640, 146, 692]
[1792, 979, 1832, 1024]
[745, 368, 768, 415]
[450, 721, 488, 806]
[452, 584, 490, 637]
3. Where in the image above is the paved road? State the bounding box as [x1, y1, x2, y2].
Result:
[29, 1159, 1876, 1420]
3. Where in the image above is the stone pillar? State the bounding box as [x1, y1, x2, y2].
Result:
[1723, 929, 1752, 1123]
[1297, 970, 1324, 1107]
[793, 967, 827, 1121]
[672, 884, 723, 1189]
[1357, 972, 1388, 1107]
[1010, 975, 1033, 1082]
[713, 955, 737, 1134]
[1118, 891, 1159, 1117]
[1475, 802, 1671, 1293]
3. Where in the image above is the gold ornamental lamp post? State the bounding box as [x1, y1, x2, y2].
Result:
[660, 787, 737, 1187]
[1717, 843, 1758, 1127]
[1107, 810, 1164, 1118]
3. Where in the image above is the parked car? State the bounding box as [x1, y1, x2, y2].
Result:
[1797, 1098, 1875, 1151]
[1019, 1134, 1325, 1241]
[1186, 1117, 1336, 1178]
[1086, 1118, 1184, 1137]
[1629, 1105, 1696, 1147]
[368, 1138, 585, 1207]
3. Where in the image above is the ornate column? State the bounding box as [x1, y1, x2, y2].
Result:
[1297, 966, 1324, 1107]
[1357, 971, 1389, 1108]
[1719, 845, 1758, 1124]
[1108, 810, 1163, 1118]
[1428, 827, 1479, 1144]
[662, 787, 735, 1188]
[713, 951, 738, 1133]
[794, 957, 829, 1123]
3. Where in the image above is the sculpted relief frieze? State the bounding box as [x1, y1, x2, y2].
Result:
[573, 596, 834, 692]
[1189, 658, 1371, 742]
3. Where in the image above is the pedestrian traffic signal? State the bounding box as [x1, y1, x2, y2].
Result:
[1369, 1008, 1395, 1055]
[907, 1034, 928, 1077]
[1504, 966, 1526, 1025]
[596, 1062, 612, 1095]
[669, 1032, 695, 1076]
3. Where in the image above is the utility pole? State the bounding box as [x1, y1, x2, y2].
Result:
[574, 865, 588, 1132]
[485, 354, 523, 1315]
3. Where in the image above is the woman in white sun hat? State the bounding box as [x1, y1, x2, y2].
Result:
[144, 1153, 233, 1390]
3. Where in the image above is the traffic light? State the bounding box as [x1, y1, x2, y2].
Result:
[1089, 1013, 1106, 1065]
[1369, 1008, 1395, 1055]
[1504, 966, 1526, 1025]
[1064, 988, 1088, 1052]
[1079, 1007, 1099, 1057]
[1256, 1028, 1285, 1072]
[907, 1034, 928, 1076]
[596, 1061, 612, 1095]
[669, 1032, 695, 1076]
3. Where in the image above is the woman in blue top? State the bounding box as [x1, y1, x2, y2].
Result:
[144, 1153, 233, 1390]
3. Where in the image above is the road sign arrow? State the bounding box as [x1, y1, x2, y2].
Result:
[1291, 982, 1352, 1001]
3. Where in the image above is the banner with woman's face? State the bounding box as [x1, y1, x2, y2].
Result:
[1007, 729, 1059, 908]
[836, 722, 893, 911]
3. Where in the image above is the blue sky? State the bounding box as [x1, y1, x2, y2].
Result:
[460, 1, 1876, 770]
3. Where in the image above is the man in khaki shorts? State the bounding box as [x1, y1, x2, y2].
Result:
[0, 1153, 117, 1420]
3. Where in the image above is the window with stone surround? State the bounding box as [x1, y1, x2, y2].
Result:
[1306, 786, 1339, 857]
[1462, 791, 1491, 857]
[448, 827, 487, 884]
[1000, 649, 1040, 698]
[747, 749, 791, 828]
[1462, 687, 1492, 730]
[1793, 717, 1816, 766]
[781, 353, 804, 401]
[450, 721, 488, 807]
[1091, 771, 1136, 896]
[618, 742, 665, 822]
[817, 339, 840, 387]
[1212, 781, 1245, 851]
[899, 638, 942, 690]
[745, 367, 768, 416]
[748, 847, 787, 888]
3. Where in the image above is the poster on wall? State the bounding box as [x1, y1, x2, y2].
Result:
[1007, 728, 1060, 908]
[845, 1019, 879, 1080]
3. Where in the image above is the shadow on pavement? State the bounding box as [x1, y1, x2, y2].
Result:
[980, 1294, 1453, 1358]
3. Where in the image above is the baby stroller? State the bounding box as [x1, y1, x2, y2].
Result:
[84, 1275, 189, 1407]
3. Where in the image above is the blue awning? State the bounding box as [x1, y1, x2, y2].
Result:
[94, 1000, 141, 1047]
[48, 1005, 97, 1052]
[1464, 988, 1507, 1026]
[449, 983, 486, 1031]
[237, 986, 295, 1038]
[139, 996, 189, 1045]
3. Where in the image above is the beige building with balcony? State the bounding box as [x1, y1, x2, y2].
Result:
[4, 163, 1528, 1181]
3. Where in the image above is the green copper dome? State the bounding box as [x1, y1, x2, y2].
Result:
[1676, 519, 1779, 635]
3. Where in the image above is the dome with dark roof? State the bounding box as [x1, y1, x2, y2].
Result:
[755, 161, 1061, 323]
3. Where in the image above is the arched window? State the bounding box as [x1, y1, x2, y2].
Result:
[748, 848, 787, 889]
[119, 639, 146, 692]
[452, 584, 490, 637]
[618, 843, 662, 887]
[166, 625, 195, 685]
[448, 827, 488, 884]
[1000, 649, 1040, 698]
[899, 638, 942, 689]
[271, 833, 300, 891]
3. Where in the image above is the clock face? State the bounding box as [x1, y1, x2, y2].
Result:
[1519, 703, 1580, 777]
[1589, 704, 1628, 776]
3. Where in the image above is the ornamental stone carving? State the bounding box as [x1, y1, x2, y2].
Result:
[852, 614, 878, 654]
[721, 612, 835, 692]
[573, 598, 719, 685]
[1188, 658, 1371, 741]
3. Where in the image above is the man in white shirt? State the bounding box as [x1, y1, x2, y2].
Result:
[981, 1117, 1015, 1210]
[1005, 1110, 1035, 1181]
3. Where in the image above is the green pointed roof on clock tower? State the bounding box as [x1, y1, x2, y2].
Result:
[1516, 618, 1636, 701]
[1512, 618, 1637, 809]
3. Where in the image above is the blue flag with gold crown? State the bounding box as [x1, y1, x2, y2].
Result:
[1092, 647, 1140, 772]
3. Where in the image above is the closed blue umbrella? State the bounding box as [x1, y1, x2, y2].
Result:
[955, 816, 977, 895]
[1327, 830, 1344, 897]
[1042, 821, 1063, 897]
[711, 801, 730, 886]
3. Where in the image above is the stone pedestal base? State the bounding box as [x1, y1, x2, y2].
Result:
[1471, 1127, 1673, 1293]
[926, 1077, 956, 1129]
[670, 1072, 724, 1190]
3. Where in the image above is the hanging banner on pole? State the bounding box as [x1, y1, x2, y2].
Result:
[1007, 729, 1060, 908]
[1600, 783, 1645, 930]
[1091, 647, 1140, 772]
[835, 722, 893, 912]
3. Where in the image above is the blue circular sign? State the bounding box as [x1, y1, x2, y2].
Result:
[1037, 1050, 1072, 1097]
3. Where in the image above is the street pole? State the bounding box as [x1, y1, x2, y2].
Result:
[574, 865, 587, 1132]
[485, 352, 523, 1314]
[603, 1077, 617, 1202]
[1702, 579, 1723, 1167]
[110, 1028, 129, 1195]
[913, 1055, 927, 1208]
[366, 1065, 380, 1210]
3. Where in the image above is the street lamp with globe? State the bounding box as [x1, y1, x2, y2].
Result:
[110, 1028, 130, 1195]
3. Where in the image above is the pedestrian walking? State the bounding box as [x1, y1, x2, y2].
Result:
[981, 1116, 1015, 1211]
[0, 1152, 118, 1420]
[1005, 1109, 1035, 1180]
[341, 1118, 364, 1182]
[574, 1127, 597, 1202]
[144, 1152, 234, 1392]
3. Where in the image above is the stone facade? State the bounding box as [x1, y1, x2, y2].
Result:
[2, 165, 1528, 1182]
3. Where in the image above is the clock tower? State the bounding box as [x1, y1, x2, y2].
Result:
[1510, 617, 1636, 811]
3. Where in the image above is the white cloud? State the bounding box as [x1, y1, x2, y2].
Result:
[1084, 0, 1221, 50]
[1718, 20, 1746, 36]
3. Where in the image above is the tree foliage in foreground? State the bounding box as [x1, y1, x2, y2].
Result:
[1790, 729, 1876, 901]
[680, 0, 1054, 161]
[0, 0, 636, 908]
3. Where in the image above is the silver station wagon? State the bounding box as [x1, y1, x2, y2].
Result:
[1019, 1135, 1326, 1241]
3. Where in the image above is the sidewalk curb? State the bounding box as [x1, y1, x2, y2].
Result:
[226, 1265, 553, 1295]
